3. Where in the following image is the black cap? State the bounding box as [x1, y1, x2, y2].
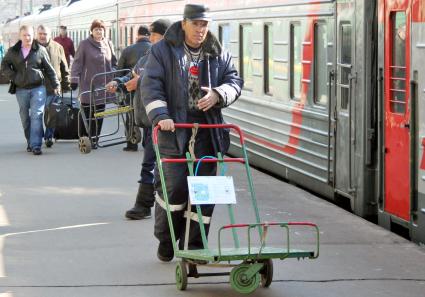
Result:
[183, 4, 211, 21]
[150, 19, 171, 35]
[137, 25, 150, 36]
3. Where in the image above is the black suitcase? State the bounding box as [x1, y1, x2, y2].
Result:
[44, 91, 80, 140]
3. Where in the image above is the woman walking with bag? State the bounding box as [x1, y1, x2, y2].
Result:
[71, 19, 117, 143]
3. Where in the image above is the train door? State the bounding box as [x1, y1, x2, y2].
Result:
[411, 0, 425, 244]
[335, 1, 355, 196]
[383, 1, 411, 221]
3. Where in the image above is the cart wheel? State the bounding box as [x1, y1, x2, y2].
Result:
[79, 137, 91, 154]
[230, 264, 260, 294]
[176, 261, 188, 291]
[129, 127, 142, 144]
[260, 259, 273, 288]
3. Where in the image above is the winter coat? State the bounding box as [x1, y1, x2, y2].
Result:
[1, 40, 60, 90]
[141, 21, 243, 156]
[71, 36, 117, 104]
[53, 35, 75, 66]
[114, 53, 150, 127]
[41, 39, 70, 95]
[117, 37, 151, 70]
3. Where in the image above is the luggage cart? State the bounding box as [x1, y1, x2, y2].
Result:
[78, 69, 141, 153]
[153, 123, 320, 294]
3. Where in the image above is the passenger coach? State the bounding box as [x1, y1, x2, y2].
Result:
[0, 0, 424, 244]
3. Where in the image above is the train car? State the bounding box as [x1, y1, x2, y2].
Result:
[60, 0, 119, 54]
[4, 0, 424, 244]
[33, 6, 63, 38]
[2, 17, 20, 49]
[377, 0, 425, 244]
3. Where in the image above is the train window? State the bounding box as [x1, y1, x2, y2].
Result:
[112, 27, 117, 45]
[239, 24, 253, 90]
[264, 24, 273, 95]
[109, 28, 112, 40]
[290, 23, 302, 100]
[390, 12, 406, 113]
[219, 24, 231, 51]
[340, 23, 352, 109]
[130, 26, 134, 45]
[314, 22, 328, 105]
[125, 26, 128, 47]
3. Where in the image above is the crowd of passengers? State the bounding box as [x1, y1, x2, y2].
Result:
[0, 4, 243, 262]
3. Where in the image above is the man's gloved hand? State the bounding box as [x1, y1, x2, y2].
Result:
[70, 82, 78, 91]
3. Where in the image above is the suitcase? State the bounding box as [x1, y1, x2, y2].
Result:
[44, 91, 80, 140]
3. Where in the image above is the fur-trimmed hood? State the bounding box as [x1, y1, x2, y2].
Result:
[164, 21, 222, 57]
[11, 40, 40, 52]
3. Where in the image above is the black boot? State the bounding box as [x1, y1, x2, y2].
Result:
[125, 183, 154, 220]
[123, 142, 138, 152]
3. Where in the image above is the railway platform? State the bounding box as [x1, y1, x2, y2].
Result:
[0, 85, 424, 297]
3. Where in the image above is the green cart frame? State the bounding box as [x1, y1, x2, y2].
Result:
[153, 123, 320, 294]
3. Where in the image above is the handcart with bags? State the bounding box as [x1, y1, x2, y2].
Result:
[78, 69, 141, 153]
[153, 123, 320, 294]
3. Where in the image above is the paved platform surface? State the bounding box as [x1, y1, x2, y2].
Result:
[0, 85, 424, 297]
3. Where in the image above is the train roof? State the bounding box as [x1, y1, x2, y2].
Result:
[60, 0, 118, 17]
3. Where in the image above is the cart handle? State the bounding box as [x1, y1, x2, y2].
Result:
[153, 123, 245, 146]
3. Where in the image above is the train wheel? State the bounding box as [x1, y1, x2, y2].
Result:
[176, 261, 188, 291]
[79, 137, 91, 154]
[260, 259, 273, 288]
[230, 264, 260, 294]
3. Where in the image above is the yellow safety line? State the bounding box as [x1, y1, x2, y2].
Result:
[94, 106, 133, 118]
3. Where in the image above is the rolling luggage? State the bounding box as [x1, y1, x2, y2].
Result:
[44, 91, 79, 140]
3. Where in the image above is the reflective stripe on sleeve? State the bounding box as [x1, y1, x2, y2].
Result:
[145, 100, 167, 114]
[184, 211, 211, 224]
[155, 193, 186, 212]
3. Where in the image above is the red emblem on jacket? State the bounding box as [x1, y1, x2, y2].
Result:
[189, 65, 199, 76]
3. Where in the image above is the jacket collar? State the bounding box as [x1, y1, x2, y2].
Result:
[12, 40, 39, 52]
[137, 37, 150, 43]
[164, 21, 221, 57]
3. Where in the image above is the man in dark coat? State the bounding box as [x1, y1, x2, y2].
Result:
[118, 25, 151, 71]
[37, 25, 71, 147]
[1, 25, 60, 155]
[106, 19, 171, 220]
[141, 4, 243, 262]
[117, 25, 152, 151]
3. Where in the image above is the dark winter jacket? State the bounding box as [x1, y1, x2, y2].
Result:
[41, 39, 70, 95]
[141, 21, 243, 156]
[71, 36, 117, 104]
[117, 37, 151, 71]
[114, 53, 150, 127]
[1, 40, 59, 90]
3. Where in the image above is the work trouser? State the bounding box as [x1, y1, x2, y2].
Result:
[154, 128, 216, 250]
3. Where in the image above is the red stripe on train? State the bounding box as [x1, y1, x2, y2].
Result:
[282, 17, 315, 155]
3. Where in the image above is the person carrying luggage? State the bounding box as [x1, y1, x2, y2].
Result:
[37, 24, 71, 147]
[1, 25, 60, 155]
[140, 4, 243, 261]
[70, 19, 117, 144]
